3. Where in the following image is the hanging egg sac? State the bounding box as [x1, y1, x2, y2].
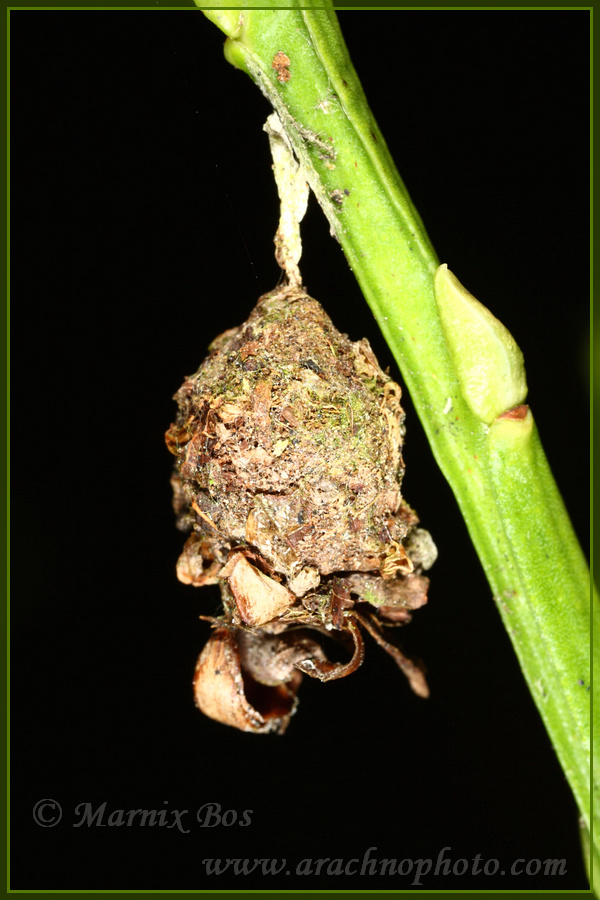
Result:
[165, 283, 437, 734]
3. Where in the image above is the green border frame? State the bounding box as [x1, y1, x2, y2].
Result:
[3, 4, 593, 898]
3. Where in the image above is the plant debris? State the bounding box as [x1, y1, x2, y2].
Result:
[166, 282, 436, 734]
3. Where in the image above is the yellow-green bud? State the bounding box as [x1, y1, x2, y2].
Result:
[433, 264, 528, 425]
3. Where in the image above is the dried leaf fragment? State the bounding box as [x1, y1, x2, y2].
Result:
[219, 552, 294, 627]
[193, 628, 299, 734]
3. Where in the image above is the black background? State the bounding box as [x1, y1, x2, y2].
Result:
[10, 9, 589, 892]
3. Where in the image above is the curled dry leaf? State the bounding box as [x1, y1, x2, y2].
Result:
[193, 628, 301, 734]
[166, 284, 436, 732]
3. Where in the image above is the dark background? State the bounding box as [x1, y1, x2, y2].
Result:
[10, 9, 589, 892]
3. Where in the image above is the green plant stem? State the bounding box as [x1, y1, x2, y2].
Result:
[197, 1, 596, 873]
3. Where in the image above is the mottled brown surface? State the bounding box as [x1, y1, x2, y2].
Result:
[167, 285, 435, 731]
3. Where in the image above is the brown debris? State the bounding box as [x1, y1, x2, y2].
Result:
[167, 284, 436, 731]
[193, 628, 300, 734]
[496, 403, 530, 421]
[271, 51, 291, 83]
[219, 551, 294, 627]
